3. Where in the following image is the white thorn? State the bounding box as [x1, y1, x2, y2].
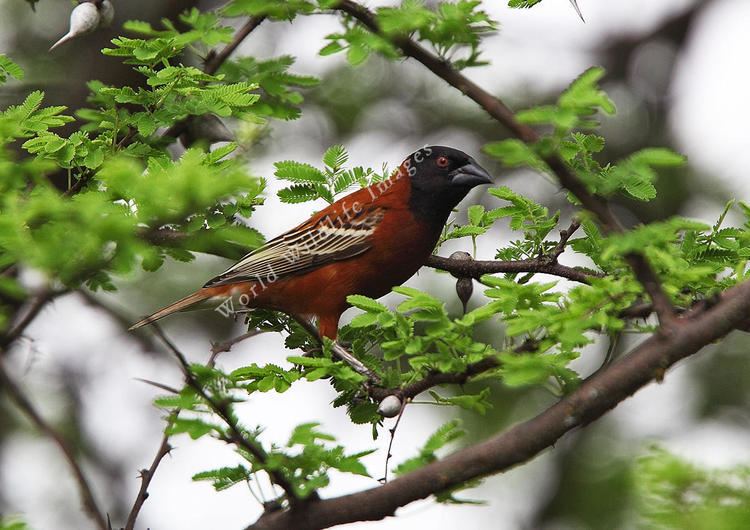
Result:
[568, 0, 585, 22]
[49, 32, 75, 52]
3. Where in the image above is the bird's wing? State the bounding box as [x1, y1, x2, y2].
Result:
[204, 206, 385, 287]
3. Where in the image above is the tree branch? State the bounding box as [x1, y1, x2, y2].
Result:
[204, 16, 266, 75]
[368, 356, 500, 403]
[334, 0, 675, 327]
[246, 278, 750, 530]
[123, 425, 173, 530]
[426, 255, 597, 284]
[150, 323, 302, 506]
[124, 321, 245, 529]
[0, 289, 68, 351]
[0, 357, 107, 530]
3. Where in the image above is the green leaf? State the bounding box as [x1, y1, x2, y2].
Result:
[348, 401, 379, 424]
[0, 54, 24, 83]
[429, 388, 492, 414]
[166, 418, 219, 439]
[508, 0, 543, 7]
[347, 294, 388, 313]
[635, 447, 750, 530]
[483, 139, 543, 169]
[192, 465, 251, 491]
[274, 160, 326, 184]
[559, 67, 616, 116]
[278, 184, 319, 203]
[322, 144, 348, 171]
[629, 147, 686, 167]
[394, 420, 465, 475]
[288, 422, 336, 445]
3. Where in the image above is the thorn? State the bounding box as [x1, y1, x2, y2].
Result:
[568, 0, 585, 22]
[49, 33, 74, 52]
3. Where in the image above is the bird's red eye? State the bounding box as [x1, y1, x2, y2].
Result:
[436, 156, 449, 168]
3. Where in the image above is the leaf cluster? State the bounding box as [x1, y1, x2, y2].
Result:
[275, 145, 384, 204]
[322, 0, 496, 69]
[635, 448, 750, 529]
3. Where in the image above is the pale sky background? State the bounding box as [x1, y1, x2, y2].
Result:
[2, 0, 750, 529]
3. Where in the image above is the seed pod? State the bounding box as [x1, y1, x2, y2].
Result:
[377, 395, 402, 418]
[98, 0, 115, 28]
[180, 114, 234, 149]
[449, 251, 473, 313]
[456, 277, 473, 314]
[49, 0, 115, 52]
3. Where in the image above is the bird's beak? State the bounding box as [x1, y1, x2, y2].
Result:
[450, 160, 493, 188]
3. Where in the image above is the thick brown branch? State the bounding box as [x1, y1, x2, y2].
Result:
[247, 279, 750, 530]
[334, 0, 675, 326]
[0, 357, 107, 530]
[426, 255, 597, 285]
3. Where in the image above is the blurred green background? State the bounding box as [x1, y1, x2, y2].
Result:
[1, 1, 749, 529]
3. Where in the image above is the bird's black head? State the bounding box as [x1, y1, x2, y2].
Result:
[400, 146, 493, 225]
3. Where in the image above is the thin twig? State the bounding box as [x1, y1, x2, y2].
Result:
[150, 323, 301, 506]
[124, 422, 174, 530]
[551, 219, 581, 260]
[134, 378, 181, 395]
[368, 357, 500, 403]
[204, 17, 267, 75]
[380, 398, 409, 484]
[124, 322, 240, 528]
[210, 329, 264, 362]
[0, 289, 68, 350]
[0, 357, 107, 530]
[78, 290, 163, 353]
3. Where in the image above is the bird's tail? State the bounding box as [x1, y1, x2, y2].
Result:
[129, 289, 215, 330]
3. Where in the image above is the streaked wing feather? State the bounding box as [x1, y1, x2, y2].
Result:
[204, 207, 384, 287]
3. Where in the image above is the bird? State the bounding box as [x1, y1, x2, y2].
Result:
[49, 0, 115, 52]
[129, 146, 493, 339]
